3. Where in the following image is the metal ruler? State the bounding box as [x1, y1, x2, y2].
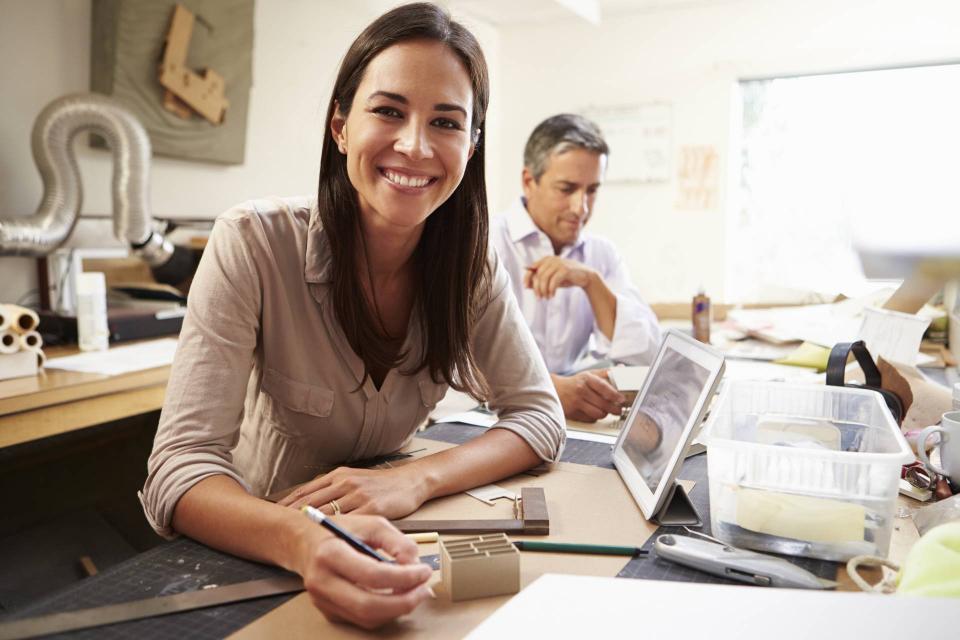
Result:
[0, 575, 303, 640]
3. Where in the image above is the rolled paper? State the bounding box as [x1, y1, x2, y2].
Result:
[20, 330, 42, 351]
[0, 329, 20, 355]
[8, 305, 39, 334]
[0, 304, 11, 332]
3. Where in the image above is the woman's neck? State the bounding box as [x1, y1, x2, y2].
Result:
[358, 212, 424, 281]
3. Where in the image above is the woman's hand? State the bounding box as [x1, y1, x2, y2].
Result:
[278, 465, 431, 519]
[295, 514, 433, 629]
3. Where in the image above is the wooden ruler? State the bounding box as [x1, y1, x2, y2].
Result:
[0, 575, 303, 640]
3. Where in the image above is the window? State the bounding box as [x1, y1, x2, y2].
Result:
[730, 64, 960, 302]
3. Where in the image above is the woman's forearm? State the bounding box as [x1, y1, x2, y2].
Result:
[172, 475, 314, 574]
[405, 428, 542, 502]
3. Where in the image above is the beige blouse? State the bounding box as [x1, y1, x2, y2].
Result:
[140, 196, 565, 538]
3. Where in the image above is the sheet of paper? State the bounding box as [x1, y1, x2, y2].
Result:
[774, 341, 832, 371]
[857, 306, 931, 365]
[464, 484, 517, 505]
[607, 365, 649, 391]
[726, 290, 893, 347]
[720, 359, 823, 387]
[466, 573, 957, 639]
[45, 338, 179, 375]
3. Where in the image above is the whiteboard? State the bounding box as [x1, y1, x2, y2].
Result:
[582, 103, 673, 183]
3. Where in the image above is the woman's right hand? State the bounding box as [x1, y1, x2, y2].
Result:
[295, 514, 434, 629]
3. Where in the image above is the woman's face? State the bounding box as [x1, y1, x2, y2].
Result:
[332, 40, 476, 233]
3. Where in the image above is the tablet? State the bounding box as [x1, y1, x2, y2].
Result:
[612, 330, 725, 522]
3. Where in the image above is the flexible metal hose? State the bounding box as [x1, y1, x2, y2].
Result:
[0, 93, 172, 265]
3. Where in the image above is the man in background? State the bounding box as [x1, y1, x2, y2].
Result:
[491, 114, 661, 423]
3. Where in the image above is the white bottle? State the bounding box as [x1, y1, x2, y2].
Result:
[77, 272, 109, 352]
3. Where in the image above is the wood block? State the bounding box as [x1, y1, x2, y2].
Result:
[440, 534, 519, 602]
[520, 487, 549, 534]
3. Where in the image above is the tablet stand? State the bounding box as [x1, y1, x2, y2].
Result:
[652, 482, 702, 527]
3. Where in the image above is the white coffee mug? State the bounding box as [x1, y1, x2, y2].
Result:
[918, 411, 960, 480]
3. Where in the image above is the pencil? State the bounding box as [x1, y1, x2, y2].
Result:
[301, 507, 437, 598]
[513, 541, 649, 557]
[302, 506, 394, 563]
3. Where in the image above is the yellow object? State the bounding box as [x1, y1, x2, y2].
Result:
[736, 488, 865, 543]
[897, 522, 960, 597]
[406, 532, 439, 543]
[774, 341, 832, 372]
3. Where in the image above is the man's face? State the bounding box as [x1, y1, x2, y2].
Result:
[522, 148, 606, 254]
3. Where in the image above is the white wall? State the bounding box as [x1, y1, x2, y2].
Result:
[0, 0, 501, 305]
[493, 0, 960, 303]
[4, 0, 957, 307]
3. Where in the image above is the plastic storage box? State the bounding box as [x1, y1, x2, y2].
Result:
[702, 381, 913, 561]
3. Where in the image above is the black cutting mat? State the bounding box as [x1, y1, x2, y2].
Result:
[0, 537, 296, 639]
[420, 423, 615, 469]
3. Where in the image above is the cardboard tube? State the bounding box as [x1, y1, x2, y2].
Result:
[0, 329, 19, 355]
[8, 305, 39, 334]
[0, 304, 11, 332]
[20, 330, 42, 351]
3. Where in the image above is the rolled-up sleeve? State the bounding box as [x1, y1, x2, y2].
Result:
[140, 213, 262, 538]
[590, 250, 661, 366]
[472, 253, 566, 462]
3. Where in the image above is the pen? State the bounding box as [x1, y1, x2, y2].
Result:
[513, 541, 649, 557]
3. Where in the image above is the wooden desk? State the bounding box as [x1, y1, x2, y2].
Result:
[0, 342, 170, 449]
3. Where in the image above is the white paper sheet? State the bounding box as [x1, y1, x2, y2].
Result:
[857, 306, 931, 365]
[726, 290, 893, 347]
[46, 338, 179, 375]
[466, 573, 956, 639]
[608, 365, 649, 391]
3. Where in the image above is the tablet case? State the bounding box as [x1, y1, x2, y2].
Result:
[652, 482, 702, 527]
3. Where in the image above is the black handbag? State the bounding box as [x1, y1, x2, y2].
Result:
[825, 340, 905, 425]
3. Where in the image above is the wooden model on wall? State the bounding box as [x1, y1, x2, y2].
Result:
[158, 4, 229, 124]
[90, 0, 253, 164]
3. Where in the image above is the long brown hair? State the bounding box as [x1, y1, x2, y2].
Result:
[317, 3, 491, 399]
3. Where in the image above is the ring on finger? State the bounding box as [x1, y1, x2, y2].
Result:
[328, 499, 342, 515]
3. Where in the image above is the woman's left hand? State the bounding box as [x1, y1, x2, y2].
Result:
[277, 465, 430, 519]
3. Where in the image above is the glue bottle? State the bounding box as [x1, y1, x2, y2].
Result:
[692, 288, 711, 344]
[77, 272, 109, 352]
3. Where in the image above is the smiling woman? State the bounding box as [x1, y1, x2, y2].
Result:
[138, 2, 564, 631]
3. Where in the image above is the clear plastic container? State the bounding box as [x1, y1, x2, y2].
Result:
[702, 381, 913, 562]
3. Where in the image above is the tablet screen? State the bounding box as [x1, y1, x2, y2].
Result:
[620, 346, 711, 492]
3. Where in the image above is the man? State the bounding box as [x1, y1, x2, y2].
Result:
[491, 114, 661, 422]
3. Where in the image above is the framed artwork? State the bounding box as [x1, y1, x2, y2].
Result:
[90, 0, 254, 164]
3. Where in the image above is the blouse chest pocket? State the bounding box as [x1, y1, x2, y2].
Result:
[418, 380, 447, 410]
[261, 367, 335, 437]
[412, 380, 447, 431]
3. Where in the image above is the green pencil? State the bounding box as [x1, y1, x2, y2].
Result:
[513, 541, 649, 557]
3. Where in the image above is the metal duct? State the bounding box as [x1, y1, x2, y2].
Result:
[0, 93, 174, 267]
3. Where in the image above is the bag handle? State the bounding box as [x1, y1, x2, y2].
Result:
[826, 340, 882, 388]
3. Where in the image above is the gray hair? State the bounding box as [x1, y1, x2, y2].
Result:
[523, 114, 609, 181]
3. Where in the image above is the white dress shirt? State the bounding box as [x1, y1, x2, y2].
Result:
[490, 198, 661, 375]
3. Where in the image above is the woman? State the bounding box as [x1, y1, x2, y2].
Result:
[140, 2, 564, 630]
